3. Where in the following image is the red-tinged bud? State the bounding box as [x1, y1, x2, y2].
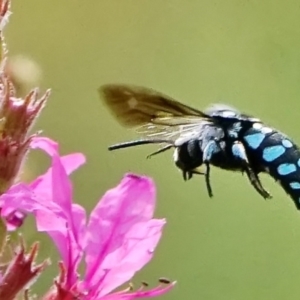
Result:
[0, 240, 49, 300]
[42, 262, 83, 300]
[0, 72, 50, 194]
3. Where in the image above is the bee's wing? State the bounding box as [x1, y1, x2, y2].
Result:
[99, 84, 209, 140]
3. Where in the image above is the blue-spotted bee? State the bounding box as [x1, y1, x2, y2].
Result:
[100, 84, 300, 210]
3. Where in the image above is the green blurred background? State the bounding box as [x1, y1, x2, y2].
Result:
[6, 0, 300, 299]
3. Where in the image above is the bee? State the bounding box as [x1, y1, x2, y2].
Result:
[100, 84, 300, 210]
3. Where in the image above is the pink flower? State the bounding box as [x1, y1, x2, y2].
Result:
[1, 137, 175, 299]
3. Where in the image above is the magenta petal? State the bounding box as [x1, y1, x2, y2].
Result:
[0, 183, 68, 233]
[0, 184, 36, 230]
[29, 137, 85, 191]
[30, 136, 59, 156]
[30, 153, 85, 191]
[84, 173, 164, 296]
[29, 136, 87, 286]
[29, 136, 87, 241]
[0, 183, 51, 214]
[97, 219, 165, 297]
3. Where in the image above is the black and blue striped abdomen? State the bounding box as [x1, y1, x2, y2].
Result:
[242, 123, 300, 209]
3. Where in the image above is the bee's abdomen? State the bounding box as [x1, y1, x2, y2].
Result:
[243, 126, 300, 209]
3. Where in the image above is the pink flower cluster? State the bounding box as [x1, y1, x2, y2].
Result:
[0, 2, 175, 298]
[0, 137, 174, 299]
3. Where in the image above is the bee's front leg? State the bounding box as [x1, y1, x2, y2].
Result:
[202, 140, 220, 198]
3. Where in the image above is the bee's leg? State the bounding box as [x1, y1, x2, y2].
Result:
[147, 144, 173, 159]
[182, 170, 191, 181]
[192, 170, 205, 176]
[202, 140, 220, 198]
[204, 162, 213, 197]
[231, 142, 272, 199]
[182, 169, 205, 181]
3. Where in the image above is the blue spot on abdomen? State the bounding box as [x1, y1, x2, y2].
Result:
[290, 182, 300, 189]
[282, 139, 293, 148]
[244, 133, 265, 149]
[277, 163, 297, 175]
[262, 145, 285, 162]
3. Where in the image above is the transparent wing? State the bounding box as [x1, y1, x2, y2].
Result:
[99, 84, 209, 140]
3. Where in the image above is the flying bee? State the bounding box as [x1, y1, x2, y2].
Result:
[99, 84, 282, 202]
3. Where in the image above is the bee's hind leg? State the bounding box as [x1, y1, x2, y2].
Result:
[231, 142, 272, 199]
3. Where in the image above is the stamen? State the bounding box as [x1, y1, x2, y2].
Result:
[158, 277, 172, 284]
[141, 281, 149, 287]
[128, 282, 134, 291]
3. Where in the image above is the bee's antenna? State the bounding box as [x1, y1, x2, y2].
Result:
[108, 139, 174, 151]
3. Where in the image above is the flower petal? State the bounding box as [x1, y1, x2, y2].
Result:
[29, 137, 87, 286]
[30, 136, 86, 191]
[98, 219, 165, 297]
[84, 173, 165, 296]
[0, 183, 67, 234]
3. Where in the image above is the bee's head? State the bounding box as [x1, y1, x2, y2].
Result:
[173, 138, 204, 175]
